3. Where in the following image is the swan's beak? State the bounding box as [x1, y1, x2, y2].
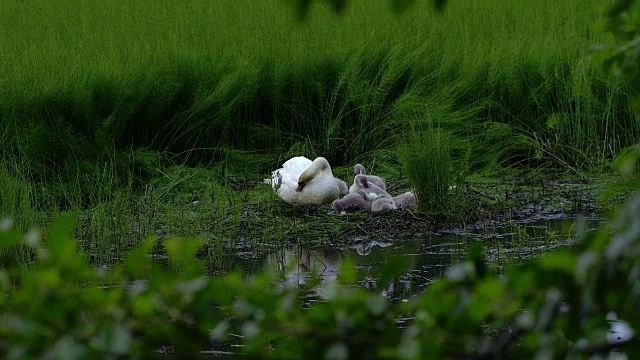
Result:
[296, 182, 306, 192]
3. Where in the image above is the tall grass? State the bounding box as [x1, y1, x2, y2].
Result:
[0, 159, 37, 231]
[0, 0, 633, 178]
[0, 0, 635, 265]
[397, 120, 469, 221]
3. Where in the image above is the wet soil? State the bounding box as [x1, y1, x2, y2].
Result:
[233, 171, 620, 251]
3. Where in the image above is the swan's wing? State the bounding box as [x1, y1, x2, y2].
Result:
[270, 170, 283, 191]
[281, 156, 312, 174]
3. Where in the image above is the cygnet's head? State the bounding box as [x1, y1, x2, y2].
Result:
[354, 174, 369, 188]
[371, 194, 397, 212]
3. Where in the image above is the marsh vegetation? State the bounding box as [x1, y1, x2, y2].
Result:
[0, 0, 639, 357]
[1, 0, 634, 247]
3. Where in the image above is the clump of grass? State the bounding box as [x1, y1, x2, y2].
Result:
[398, 124, 467, 221]
[0, 158, 41, 232]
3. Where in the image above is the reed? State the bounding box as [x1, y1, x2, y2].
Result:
[0, 0, 632, 176]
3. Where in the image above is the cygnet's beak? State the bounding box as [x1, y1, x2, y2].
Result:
[295, 182, 306, 192]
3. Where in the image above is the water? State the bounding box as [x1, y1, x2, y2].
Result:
[239, 215, 605, 302]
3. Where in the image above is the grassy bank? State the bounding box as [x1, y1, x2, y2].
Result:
[0, 0, 636, 261]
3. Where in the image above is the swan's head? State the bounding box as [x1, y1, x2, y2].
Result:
[295, 181, 306, 192]
[371, 193, 397, 212]
[296, 157, 331, 192]
[354, 164, 366, 175]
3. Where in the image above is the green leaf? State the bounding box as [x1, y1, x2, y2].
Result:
[338, 259, 357, 284]
[166, 237, 204, 276]
[433, 0, 447, 11]
[127, 236, 156, 277]
[607, 0, 634, 17]
[288, 0, 312, 20]
[467, 278, 505, 324]
[325, 342, 349, 360]
[0, 228, 21, 249]
[326, 0, 347, 14]
[48, 215, 76, 260]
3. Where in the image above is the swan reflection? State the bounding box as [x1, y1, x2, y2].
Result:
[355, 240, 393, 256]
[269, 240, 415, 300]
[270, 246, 342, 299]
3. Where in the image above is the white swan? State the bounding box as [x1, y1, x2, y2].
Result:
[352, 164, 386, 191]
[264, 156, 340, 205]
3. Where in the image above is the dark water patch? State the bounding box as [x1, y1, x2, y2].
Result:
[235, 214, 605, 303]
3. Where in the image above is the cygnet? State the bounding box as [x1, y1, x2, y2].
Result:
[394, 191, 417, 209]
[332, 190, 371, 211]
[349, 174, 389, 199]
[371, 194, 397, 212]
[350, 164, 386, 192]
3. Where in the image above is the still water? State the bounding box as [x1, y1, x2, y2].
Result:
[239, 215, 604, 302]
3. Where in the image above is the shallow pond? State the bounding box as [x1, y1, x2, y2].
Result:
[239, 214, 605, 302]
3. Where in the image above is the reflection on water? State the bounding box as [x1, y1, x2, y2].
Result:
[268, 247, 343, 300]
[245, 216, 605, 302]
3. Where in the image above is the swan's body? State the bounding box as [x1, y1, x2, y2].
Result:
[371, 194, 397, 212]
[264, 156, 340, 205]
[349, 174, 389, 199]
[351, 164, 386, 191]
[394, 191, 417, 209]
[331, 190, 371, 211]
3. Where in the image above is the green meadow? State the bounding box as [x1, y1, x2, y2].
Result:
[0, 0, 636, 248]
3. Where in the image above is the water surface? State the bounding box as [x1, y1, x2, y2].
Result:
[239, 215, 605, 302]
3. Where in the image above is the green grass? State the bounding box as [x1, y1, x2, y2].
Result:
[398, 124, 459, 219]
[0, 0, 634, 175]
[0, 0, 635, 265]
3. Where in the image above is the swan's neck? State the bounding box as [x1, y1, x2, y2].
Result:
[297, 157, 330, 191]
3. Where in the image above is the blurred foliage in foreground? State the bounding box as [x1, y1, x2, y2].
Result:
[1, 149, 640, 358]
[596, 0, 640, 92]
